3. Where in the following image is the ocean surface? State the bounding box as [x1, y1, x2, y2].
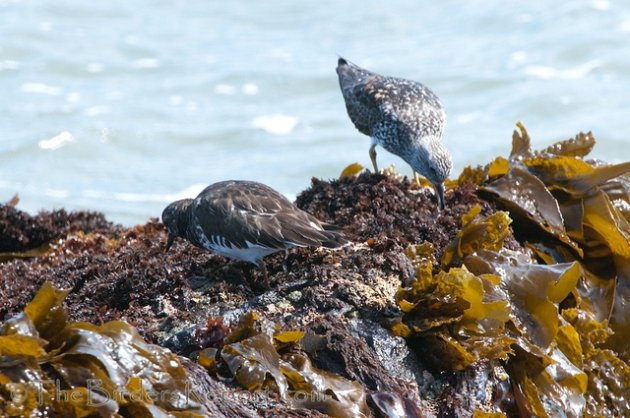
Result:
[1, 0, 629, 225]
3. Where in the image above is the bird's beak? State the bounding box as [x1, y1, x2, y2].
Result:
[435, 183, 445, 211]
[165, 234, 175, 252]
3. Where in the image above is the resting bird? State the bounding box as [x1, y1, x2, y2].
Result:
[162, 180, 346, 271]
[336, 57, 452, 209]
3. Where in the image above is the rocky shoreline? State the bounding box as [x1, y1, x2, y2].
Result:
[1, 126, 629, 417]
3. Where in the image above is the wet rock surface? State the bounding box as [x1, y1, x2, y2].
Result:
[0, 174, 494, 338]
[0, 173, 503, 417]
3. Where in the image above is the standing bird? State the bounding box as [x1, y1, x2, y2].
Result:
[162, 180, 346, 272]
[336, 57, 452, 210]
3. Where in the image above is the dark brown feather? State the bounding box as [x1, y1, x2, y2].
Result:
[188, 181, 345, 251]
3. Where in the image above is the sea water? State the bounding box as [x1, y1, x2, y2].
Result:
[1, 0, 629, 224]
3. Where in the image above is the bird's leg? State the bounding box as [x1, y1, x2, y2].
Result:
[413, 172, 422, 186]
[282, 249, 290, 273]
[369, 143, 379, 173]
[257, 260, 270, 288]
[259, 261, 268, 279]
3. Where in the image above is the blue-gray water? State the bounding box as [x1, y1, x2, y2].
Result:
[1, 0, 629, 225]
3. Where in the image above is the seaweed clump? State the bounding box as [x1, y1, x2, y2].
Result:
[0, 282, 215, 416]
[0, 197, 116, 254]
[394, 124, 630, 417]
[295, 168, 509, 262]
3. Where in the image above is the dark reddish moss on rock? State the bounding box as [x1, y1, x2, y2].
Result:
[0, 174, 521, 417]
[295, 173, 516, 261]
[0, 203, 117, 252]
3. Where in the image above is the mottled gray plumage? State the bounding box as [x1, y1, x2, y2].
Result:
[336, 57, 452, 209]
[162, 180, 346, 267]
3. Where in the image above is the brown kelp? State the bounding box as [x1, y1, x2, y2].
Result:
[198, 312, 370, 418]
[395, 124, 629, 417]
[0, 282, 210, 417]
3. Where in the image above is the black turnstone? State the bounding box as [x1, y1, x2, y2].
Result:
[336, 57, 452, 209]
[162, 180, 346, 268]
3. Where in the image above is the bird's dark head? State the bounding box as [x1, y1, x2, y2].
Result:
[161, 198, 193, 251]
[411, 140, 452, 210]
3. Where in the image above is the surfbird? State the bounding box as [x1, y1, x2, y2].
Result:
[336, 57, 452, 210]
[162, 180, 346, 270]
